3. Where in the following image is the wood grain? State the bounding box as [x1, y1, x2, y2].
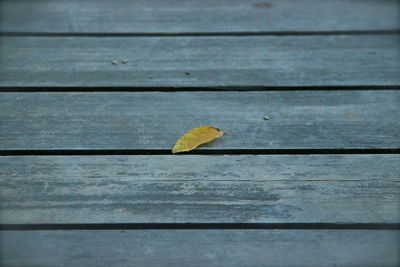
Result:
[1, 230, 399, 267]
[1, 1, 399, 266]
[1, 155, 399, 224]
[1, 35, 399, 87]
[1, 91, 399, 150]
[1, 0, 399, 33]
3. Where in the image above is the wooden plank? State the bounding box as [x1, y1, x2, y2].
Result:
[2, 155, 398, 182]
[0, 35, 399, 87]
[1, 91, 399, 150]
[1, 230, 399, 267]
[1, 0, 399, 33]
[1, 155, 399, 224]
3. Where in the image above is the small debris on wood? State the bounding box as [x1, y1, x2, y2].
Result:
[254, 2, 272, 8]
[122, 60, 128, 64]
[263, 115, 270, 120]
[185, 72, 190, 75]
[112, 61, 118, 65]
[149, 75, 154, 79]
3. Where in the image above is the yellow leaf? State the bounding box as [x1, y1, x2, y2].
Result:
[172, 126, 224, 154]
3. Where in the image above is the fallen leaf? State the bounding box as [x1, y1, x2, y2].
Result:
[172, 126, 224, 154]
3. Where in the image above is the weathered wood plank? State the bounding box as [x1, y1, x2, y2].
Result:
[2, 155, 398, 182]
[1, 230, 399, 267]
[0, 35, 398, 87]
[1, 155, 399, 224]
[1, 0, 399, 33]
[1, 91, 399, 150]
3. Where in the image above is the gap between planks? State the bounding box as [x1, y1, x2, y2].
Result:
[1, 149, 400, 156]
[1, 223, 400, 231]
[1, 86, 400, 93]
[1, 30, 400, 37]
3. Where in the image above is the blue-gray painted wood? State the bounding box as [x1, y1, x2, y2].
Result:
[1, 230, 399, 267]
[1, 0, 399, 33]
[1, 1, 398, 265]
[0, 91, 399, 150]
[1, 155, 399, 224]
[0, 35, 399, 87]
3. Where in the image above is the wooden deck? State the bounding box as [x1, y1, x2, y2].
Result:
[1, 1, 399, 266]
